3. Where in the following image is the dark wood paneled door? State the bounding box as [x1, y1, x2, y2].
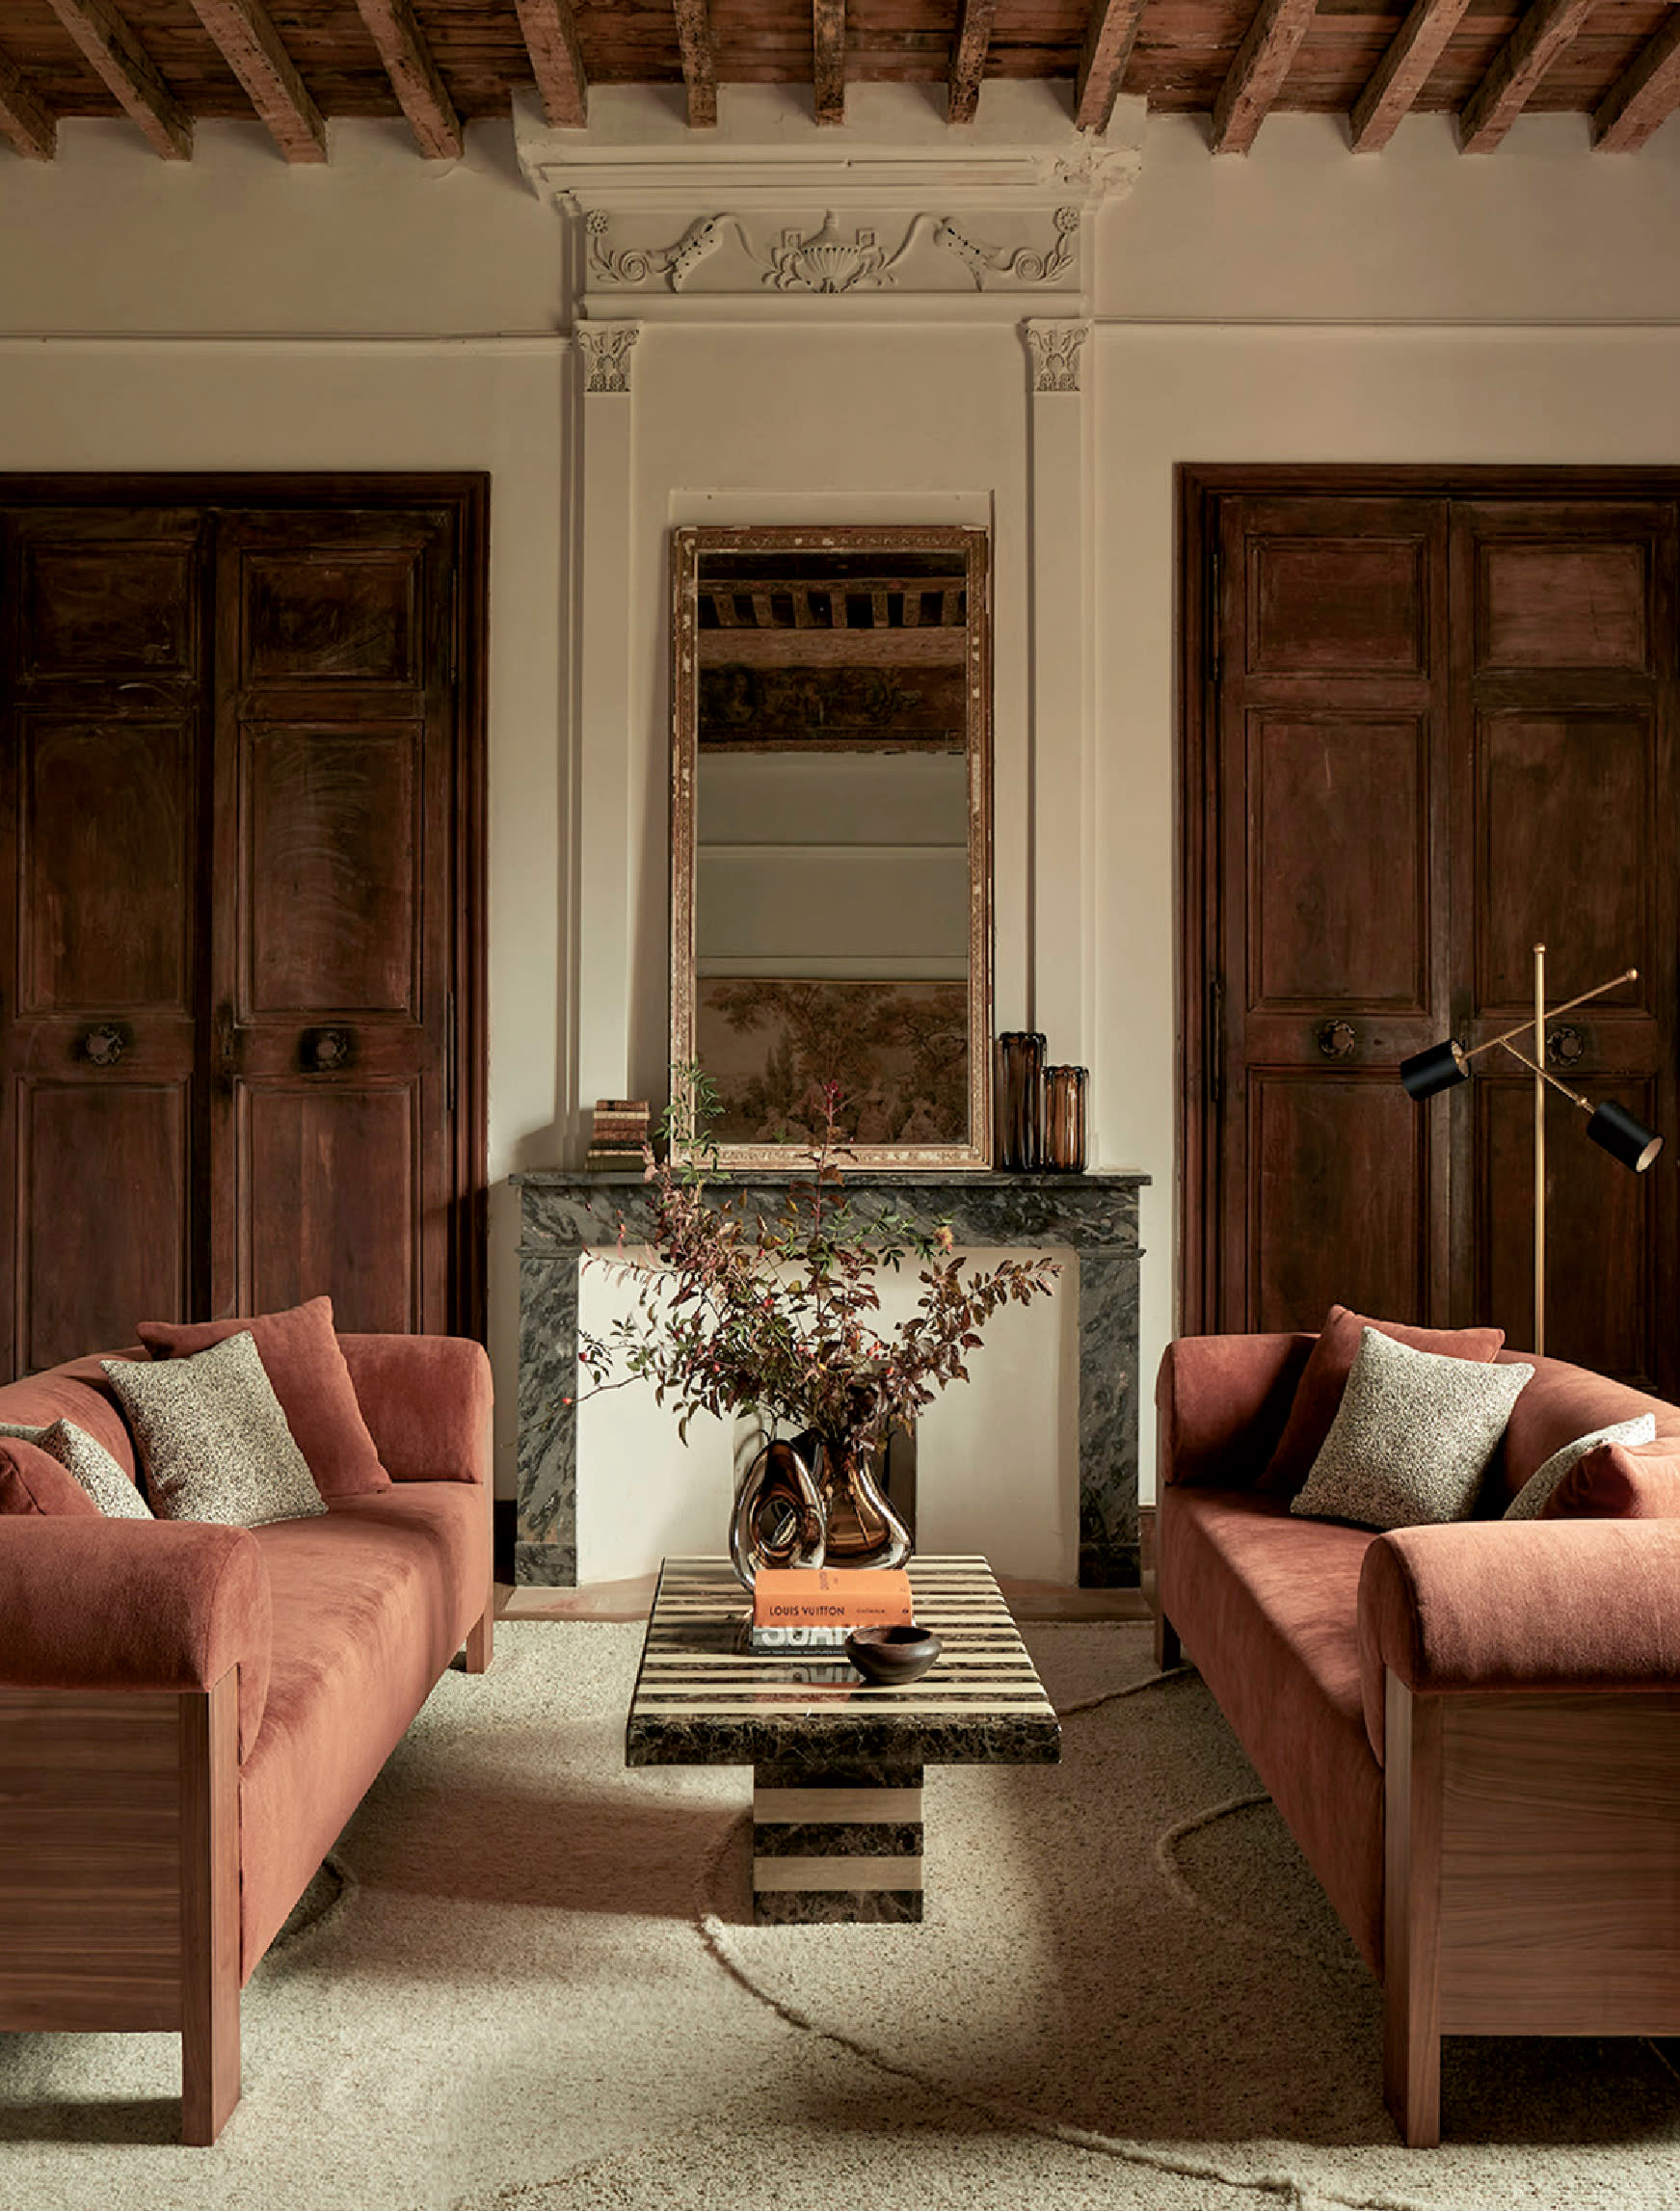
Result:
[0, 480, 486, 1377]
[1185, 471, 1679, 1392]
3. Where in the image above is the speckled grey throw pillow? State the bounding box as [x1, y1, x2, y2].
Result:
[1504, 1413, 1657, 1520]
[102, 1330, 327, 1529]
[0, 1418, 152, 1519]
[1290, 1326, 1533, 1532]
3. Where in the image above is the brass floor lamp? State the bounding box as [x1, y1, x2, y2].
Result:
[1400, 945, 1663, 1358]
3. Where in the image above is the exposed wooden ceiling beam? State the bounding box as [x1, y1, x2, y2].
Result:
[673, 0, 717, 126]
[353, 0, 462, 157]
[1457, 0, 1594, 152]
[948, 0, 997, 123]
[1073, 0, 1146, 130]
[185, 0, 325, 162]
[1592, 9, 1680, 151]
[42, 0, 192, 158]
[1211, 0, 1319, 154]
[813, 0, 845, 124]
[1349, 0, 1472, 151]
[512, 0, 588, 128]
[0, 43, 57, 158]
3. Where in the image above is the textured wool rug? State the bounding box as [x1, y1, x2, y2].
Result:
[4, 1619, 1680, 2211]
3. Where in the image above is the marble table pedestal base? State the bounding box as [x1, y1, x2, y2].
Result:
[751, 1759, 925, 1925]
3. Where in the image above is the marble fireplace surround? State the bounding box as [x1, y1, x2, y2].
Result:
[513, 1168, 1148, 1589]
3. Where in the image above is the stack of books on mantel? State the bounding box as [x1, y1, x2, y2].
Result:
[750, 1566, 914, 1653]
[585, 1098, 650, 1174]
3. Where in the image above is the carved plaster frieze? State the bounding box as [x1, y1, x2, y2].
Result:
[516, 83, 1143, 317]
[577, 320, 641, 393]
[1024, 318, 1090, 394]
[584, 205, 1081, 297]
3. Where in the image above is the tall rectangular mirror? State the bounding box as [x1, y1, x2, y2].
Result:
[671, 524, 993, 1169]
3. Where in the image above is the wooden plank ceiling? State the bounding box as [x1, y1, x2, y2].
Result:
[0, 0, 1674, 161]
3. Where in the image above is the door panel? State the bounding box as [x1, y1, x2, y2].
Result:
[242, 1083, 419, 1332]
[1191, 477, 1678, 1392]
[212, 509, 455, 1336]
[1212, 494, 1452, 1335]
[0, 482, 484, 1379]
[19, 1079, 190, 1372]
[1250, 1075, 1427, 1332]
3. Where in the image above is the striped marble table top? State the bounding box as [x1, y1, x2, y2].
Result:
[625, 1555, 1061, 1771]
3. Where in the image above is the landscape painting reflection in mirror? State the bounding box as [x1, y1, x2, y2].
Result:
[671, 524, 993, 1169]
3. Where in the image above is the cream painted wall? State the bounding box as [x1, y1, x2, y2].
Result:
[3, 106, 1680, 1553]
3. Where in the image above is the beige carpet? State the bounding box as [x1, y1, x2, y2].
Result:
[3, 1619, 1679, 2211]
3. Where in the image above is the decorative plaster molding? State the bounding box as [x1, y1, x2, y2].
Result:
[1024, 319, 1090, 393]
[577, 320, 641, 392]
[584, 205, 1082, 296]
[517, 83, 1143, 317]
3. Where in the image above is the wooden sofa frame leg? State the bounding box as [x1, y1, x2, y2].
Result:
[1383, 1671, 1680, 2149]
[1154, 1609, 1182, 1671]
[1383, 1674, 1442, 2148]
[0, 1671, 242, 2145]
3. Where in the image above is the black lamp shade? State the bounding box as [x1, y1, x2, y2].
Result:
[1400, 1040, 1469, 1100]
[1586, 1100, 1664, 1173]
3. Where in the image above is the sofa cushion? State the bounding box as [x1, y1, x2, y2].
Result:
[0, 1352, 146, 1480]
[105, 1333, 328, 1529]
[1291, 1328, 1533, 1531]
[1541, 1438, 1680, 1520]
[0, 1436, 100, 1517]
[0, 1418, 153, 1519]
[1157, 1485, 1385, 1971]
[1491, 1355, 1676, 1506]
[138, 1296, 391, 1499]
[236, 1481, 490, 1976]
[1505, 1415, 1657, 1519]
[1259, 1306, 1506, 1496]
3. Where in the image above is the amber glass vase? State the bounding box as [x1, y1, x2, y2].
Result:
[995, 1032, 1045, 1170]
[1045, 1065, 1088, 1173]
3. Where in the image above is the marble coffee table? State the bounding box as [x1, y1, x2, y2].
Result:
[625, 1555, 1060, 1923]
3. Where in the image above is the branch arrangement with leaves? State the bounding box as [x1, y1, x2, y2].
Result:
[575, 1070, 1060, 1457]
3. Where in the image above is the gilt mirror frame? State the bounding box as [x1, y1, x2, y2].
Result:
[670, 522, 994, 1172]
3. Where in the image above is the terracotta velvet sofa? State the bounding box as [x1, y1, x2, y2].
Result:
[1155, 1328, 1680, 2147]
[0, 1329, 493, 2144]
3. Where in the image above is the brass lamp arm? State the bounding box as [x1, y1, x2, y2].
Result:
[1460, 968, 1638, 1066]
[1494, 1038, 1592, 1115]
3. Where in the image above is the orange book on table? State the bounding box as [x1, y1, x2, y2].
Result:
[752, 1567, 913, 1630]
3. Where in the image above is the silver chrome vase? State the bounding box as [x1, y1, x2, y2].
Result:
[730, 1437, 826, 1591]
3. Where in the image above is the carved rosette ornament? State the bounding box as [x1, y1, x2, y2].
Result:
[577, 321, 642, 394]
[1024, 319, 1091, 395]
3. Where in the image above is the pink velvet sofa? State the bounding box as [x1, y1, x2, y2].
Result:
[0, 1330, 493, 2145]
[1156, 1330, 1680, 2148]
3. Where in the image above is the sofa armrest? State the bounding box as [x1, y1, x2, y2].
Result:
[0, 1520, 271, 1756]
[1358, 1517, 1680, 1762]
[337, 1333, 493, 1485]
[1156, 1331, 1314, 1489]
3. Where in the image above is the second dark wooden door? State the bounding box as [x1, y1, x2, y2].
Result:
[1190, 474, 1678, 1392]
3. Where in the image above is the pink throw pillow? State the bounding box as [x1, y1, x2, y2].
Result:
[1258, 1305, 1507, 1496]
[1542, 1439, 1680, 1521]
[0, 1436, 100, 1517]
[137, 1295, 390, 1499]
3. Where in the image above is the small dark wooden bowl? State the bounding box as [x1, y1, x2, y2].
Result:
[845, 1624, 942, 1686]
